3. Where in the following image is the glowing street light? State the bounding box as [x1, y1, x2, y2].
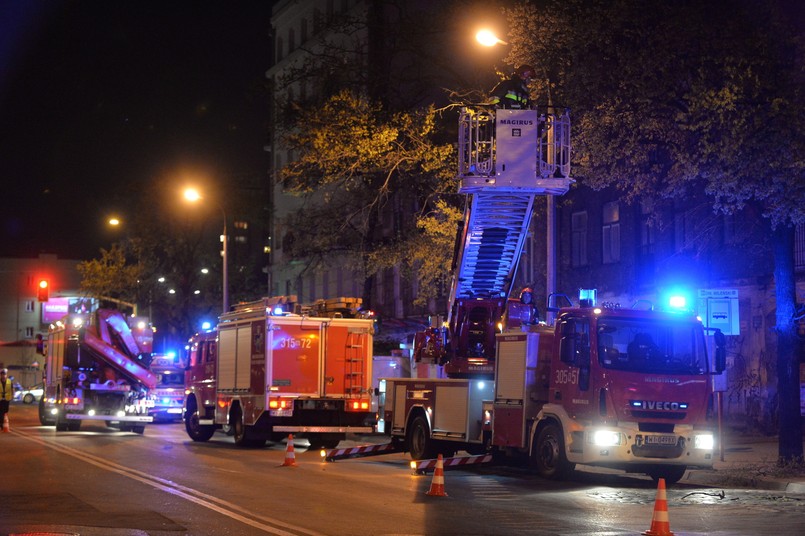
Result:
[183, 187, 229, 313]
[476, 29, 507, 47]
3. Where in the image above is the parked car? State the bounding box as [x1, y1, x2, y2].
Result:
[14, 382, 44, 404]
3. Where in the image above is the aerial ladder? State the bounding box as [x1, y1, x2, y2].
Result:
[413, 106, 573, 377]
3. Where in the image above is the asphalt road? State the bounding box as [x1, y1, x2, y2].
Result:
[2, 403, 804, 535]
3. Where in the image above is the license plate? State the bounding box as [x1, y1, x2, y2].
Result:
[644, 434, 677, 446]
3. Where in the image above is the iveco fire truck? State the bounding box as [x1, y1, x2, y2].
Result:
[184, 296, 376, 449]
[39, 309, 157, 433]
[380, 106, 726, 484]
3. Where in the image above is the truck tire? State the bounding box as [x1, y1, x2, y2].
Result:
[532, 423, 574, 479]
[67, 420, 81, 432]
[231, 405, 265, 448]
[185, 400, 215, 442]
[648, 465, 687, 485]
[55, 414, 69, 432]
[408, 415, 438, 460]
[39, 398, 55, 426]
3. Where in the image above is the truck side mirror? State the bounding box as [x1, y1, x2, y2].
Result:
[713, 330, 726, 373]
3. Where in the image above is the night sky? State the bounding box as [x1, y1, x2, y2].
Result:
[0, 1, 276, 259]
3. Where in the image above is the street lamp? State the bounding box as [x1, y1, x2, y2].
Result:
[475, 29, 508, 47]
[183, 187, 229, 313]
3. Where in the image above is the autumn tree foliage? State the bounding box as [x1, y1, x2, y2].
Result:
[279, 89, 456, 303]
[269, 1, 498, 309]
[77, 243, 145, 305]
[506, 0, 804, 461]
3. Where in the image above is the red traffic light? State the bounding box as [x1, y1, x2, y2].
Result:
[37, 279, 49, 302]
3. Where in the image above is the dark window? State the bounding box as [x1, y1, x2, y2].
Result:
[795, 223, 805, 271]
[602, 202, 620, 263]
[571, 211, 588, 267]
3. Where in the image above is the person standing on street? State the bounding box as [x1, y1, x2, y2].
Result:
[0, 368, 12, 431]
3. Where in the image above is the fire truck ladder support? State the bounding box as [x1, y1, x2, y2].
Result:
[344, 329, 366, 398]
[413, 454, 494, 474]
[324, 442, 399, 462]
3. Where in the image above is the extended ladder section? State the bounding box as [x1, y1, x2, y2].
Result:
[82, 331, 157, 389]
[451, 193, 536, 299]
[434, 108, 574, 375]
[450, 107, 574, 303]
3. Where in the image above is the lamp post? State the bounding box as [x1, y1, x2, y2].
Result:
[183, 188, 229, 313]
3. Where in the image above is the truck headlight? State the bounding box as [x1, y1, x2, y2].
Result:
[694, 433, 714, 450]
[591, 430, 623, 447]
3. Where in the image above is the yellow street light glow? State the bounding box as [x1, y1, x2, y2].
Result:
[183, 187, 202, 202]
[108, 217, 120, 226]
[476, 29, 507, 47]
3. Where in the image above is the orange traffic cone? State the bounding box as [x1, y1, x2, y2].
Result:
[280, 434, 297, 467]
[425, 454, 448, 497]
[2, 414, 9, 433]
[642, 478, 674, 536]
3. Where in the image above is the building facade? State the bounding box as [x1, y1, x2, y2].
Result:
[0, 254, 83, 387]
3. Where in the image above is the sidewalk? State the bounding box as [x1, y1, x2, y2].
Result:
[684, 427, 805, 492]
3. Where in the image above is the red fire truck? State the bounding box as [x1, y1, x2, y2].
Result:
[380, 106, 726, 484]
[148, 353, 185, 422]
[39, 309, 157, 433]
[183, 297, 376, 449]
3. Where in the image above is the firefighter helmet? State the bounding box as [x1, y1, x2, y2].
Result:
[519, 287, 534, 304]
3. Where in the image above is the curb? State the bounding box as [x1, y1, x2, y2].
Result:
[684, 470, 805, 492]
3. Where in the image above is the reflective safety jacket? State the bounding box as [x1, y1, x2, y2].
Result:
[490, 75, 530, 109]
[0, 379, 12, 402]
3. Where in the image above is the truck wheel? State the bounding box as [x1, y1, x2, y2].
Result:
[39, 398, 55, 426]
[55, 415, 69, 432]
[532, 423, 574, 479]
[648, 465, 687, 485]
[408, 415, 437, 460]
[185, 401, 215, 442]
[231, 406, 265, 448]
[67, 420, 81, 432]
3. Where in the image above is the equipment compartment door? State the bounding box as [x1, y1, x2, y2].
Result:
[323, 321, 370, 398]
[269, 322, 323, 395]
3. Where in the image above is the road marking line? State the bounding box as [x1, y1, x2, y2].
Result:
[18, 431, 324, 536]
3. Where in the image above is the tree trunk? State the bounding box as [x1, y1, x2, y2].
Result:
[772, 225, 803, 463]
